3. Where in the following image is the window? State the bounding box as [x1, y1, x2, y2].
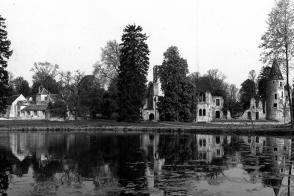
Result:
[216, 99, 220, 106]
[248, 137, 251, 143]
[217, 149, 221, 156]
[275, 94, 277, 99]
[199, 109, 202, 116]
[256, 137, 259, 143]
[199, 93, 206, 102]
[203, 109, 206, 116]
[216, 136, 221, 144]
[280, 82, 283, 87]
[274, 147, 277, 152]
[34, 111, 37, 116]
[273, 103, 277, 108]
[199, 139, 206, 147]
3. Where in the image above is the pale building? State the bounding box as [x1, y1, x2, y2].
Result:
[240, 98, 266, 120]
[142, 65, 163, 121]
[266, 60, 291, 123]
[196, 91, 224, 122]
[21, 87, 57, 120]
[5, 94, 29, 119]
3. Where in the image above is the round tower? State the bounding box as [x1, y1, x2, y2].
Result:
[266, 60, 290, 122]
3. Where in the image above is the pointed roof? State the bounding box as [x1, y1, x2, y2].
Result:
[38, 87, 50, 95]
[270, 59, 283, 80]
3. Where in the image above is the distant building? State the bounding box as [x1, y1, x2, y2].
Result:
[196, 91, 224, 122]
[142, 66, 163, 121]
[21, 87, 57, 120]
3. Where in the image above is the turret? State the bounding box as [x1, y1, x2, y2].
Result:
[266, 60, 290, 122]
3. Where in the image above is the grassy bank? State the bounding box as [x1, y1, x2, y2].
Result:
[0, 119, 293, 137]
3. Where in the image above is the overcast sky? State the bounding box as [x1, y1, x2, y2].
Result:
[0, 0, 276, 87]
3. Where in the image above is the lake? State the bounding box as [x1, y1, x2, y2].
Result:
[0, 132, 293, 196]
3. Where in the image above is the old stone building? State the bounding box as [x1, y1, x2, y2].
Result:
[266, 60, 290, 123]
[240, 98, 266, 120]
[142, 65, 163, 121]
[196, 91, 224, 122]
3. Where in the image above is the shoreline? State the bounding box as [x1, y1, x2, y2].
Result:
[0, 119, 293, 137]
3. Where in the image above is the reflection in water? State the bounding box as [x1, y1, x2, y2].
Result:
[0, 132, 293, 195]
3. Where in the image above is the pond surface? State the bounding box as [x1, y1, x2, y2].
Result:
[0, 132, 294, 196]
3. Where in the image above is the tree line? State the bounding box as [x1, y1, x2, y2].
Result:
[1, 0, 294, 123]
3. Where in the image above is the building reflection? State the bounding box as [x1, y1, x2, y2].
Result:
[0, 132, 293, 196]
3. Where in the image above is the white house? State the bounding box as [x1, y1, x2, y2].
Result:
[6, 94, 28, 119]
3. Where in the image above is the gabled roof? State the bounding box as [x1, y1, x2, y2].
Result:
[38, 87, 50, 95]
[270, 59, 283, 80]
[6, 95, 21, 105]
[22, 104, 48, 111]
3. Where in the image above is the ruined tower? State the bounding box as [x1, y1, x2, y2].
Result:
[266, 60, 290, 122]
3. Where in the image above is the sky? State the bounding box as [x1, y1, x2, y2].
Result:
[0, 0, 276, 87]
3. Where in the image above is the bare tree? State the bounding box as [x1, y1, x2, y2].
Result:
[93, 40, 120, 89]
[31, 62, 59, 82]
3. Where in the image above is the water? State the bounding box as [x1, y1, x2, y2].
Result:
[0, 132, 294, 196]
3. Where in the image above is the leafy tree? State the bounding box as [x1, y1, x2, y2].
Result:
[11, 77, 30, 97]
[78, 75, 104, 119]
[93, 40, 120, 88]
[257, 66, 271, 105]
[48, 100, 67, 119]
[31, 75, 59, 95]
[240, 79, 257, 109]
[157, 46, 193, 121]
[197, 69, 228, 98]
[260, 0, 294, 125]
[117, 24, 150, 122]
[101, 77, 119, 119]
[0, 15, 13, 113]
[58, 70, 85, 119]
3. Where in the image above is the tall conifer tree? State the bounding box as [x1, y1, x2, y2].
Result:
[117, 25, 149, 121]
[0, 15, 13, 113]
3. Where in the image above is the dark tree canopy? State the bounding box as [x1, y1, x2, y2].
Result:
[11, 77, 31, 97]
[117, 24, 150, 122]
[257, 66, 271, 103]
[0, 15, 13, 113]
[240, 79, 257, 109]
[157, 46, 193, 122]
[31, 76, 60, 95]
[48, 100, 67, 119]
[78, 75, 104, 119]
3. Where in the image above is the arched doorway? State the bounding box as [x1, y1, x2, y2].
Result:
[149, 113, 155, 121]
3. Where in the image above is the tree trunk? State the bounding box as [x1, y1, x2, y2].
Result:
[285, 43, 293, 128]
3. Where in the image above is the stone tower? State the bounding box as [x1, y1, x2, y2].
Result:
[266, 60, 290, 122]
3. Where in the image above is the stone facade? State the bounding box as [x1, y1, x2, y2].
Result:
[196, 91, 224, 122]
[266, 60, 290, 123]
[240, 98, 266, 120]
[142, 65, 163, 121]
